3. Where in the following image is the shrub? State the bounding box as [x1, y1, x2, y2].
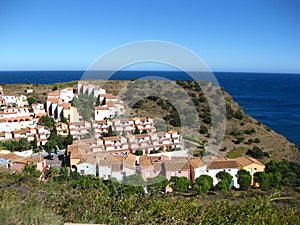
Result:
[52, 85, 58, 91]
[170, 176, 190, 192]
[215, 180, 229, 192]
[237, 169, 252, 190]
[194, 175, 214, 194]
[254, 172, 270, 190]
[246, 146, 269, 159]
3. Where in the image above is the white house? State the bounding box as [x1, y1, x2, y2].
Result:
[202, 159, 240, 188]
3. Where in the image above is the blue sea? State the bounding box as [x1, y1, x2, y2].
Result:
[0, 70, 299, 149]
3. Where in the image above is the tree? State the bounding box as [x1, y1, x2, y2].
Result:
[200, 124, 208, 134]
[38, 116, 55, 129]
[103, 125, 116, 137]
[44, 140, 57, 153]
[134, 149, 143, 156]
[63, 134, 73, 148]
[56, 167, 69, 181]
[17, 138, 31, 151]
[237, 169, 252, 190]
[216, 171, 233, 185]
[215, 180, 229, 192]
[95, 96, 100, 106]
[254, 172, 270, 191]
[44, 166, 59, 179]
[27, 97, 36, 106]
[234, 110, 243, 120]
[216, 171, 233, 190]
[194, 175, 213, 194]
[133, 126, 140, 134]
[236, 136, 245, 144]
[246, 146, 269, 159]
[22, 163, 42, 178]
[141, 129, 148, 134]
[147, 175, 169, 194]
[122, 174, 145, 195]
[60, 117, 68, 124]
[170, 176, 190, 192]
[269, 172, 282, 189]
[52, 85, 58, 91]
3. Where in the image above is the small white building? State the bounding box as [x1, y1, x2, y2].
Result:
[202, 159, 240, 188]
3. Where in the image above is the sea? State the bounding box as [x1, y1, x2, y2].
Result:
[0, 70, 299, 149]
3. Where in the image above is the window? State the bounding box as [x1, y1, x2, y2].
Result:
[145, 171, 151, 177]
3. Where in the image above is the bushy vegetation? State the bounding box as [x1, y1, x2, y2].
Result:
[44, 131, 73, 153]
[0, 138, 31, 151]
[38, 115, 55, 128]
[0, 167, 299, 225]
[237, 169, 252, 190]
[193, 175, 214, 194]
[246, 146, 269, 159]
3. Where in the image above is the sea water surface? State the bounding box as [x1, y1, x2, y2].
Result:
[0, 71, 299, 149]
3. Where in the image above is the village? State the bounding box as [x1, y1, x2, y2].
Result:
[0, 81, 265, 192]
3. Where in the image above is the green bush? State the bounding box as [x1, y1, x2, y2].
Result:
[237, 169, 252, 190]
[194, 175, 213, 194]
[170, 176, 190, 192]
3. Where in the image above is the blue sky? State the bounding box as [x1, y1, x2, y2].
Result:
[0, 0, 299, 72]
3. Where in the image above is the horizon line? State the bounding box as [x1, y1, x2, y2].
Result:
[0, 69, 300, 75]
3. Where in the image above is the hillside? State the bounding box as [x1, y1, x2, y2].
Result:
[1, 79, 299, 163]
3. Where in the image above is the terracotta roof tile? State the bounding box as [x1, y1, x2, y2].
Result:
[236, 156, 264, 167]
[207, 160, 240, 170]
[164, 161, 189, 171]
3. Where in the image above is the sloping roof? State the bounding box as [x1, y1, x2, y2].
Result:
[139, 158, 152, 167]
[164, 161, 190, 171]
[85, 156, 97, 165]
[168, 130, 177, 134]
[207, 160, 240, 170]
[189, 158, 205, 169]
[0, 153, 23, 161]
[123, 154, 136, 169]
[236, 156, 264, 167]
[102, 136, 120, 141]
[17, 156, 44, 164]
[170, 156, 187, 161]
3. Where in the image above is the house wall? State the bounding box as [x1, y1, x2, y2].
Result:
[203, 168, 240, 188]
[243, 164, 265, 185]
[77, 162, 96, 176]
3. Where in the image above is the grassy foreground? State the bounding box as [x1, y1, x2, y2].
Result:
[0, 169, 299, 225]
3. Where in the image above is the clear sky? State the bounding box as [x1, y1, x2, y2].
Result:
[0, 0, 299, 72]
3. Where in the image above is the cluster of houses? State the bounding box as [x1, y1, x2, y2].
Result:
[0, 149, 47, 179]
[0, 81, 266, 192]
[0, 86, 50, 146]
[66, 139, 265, 192]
